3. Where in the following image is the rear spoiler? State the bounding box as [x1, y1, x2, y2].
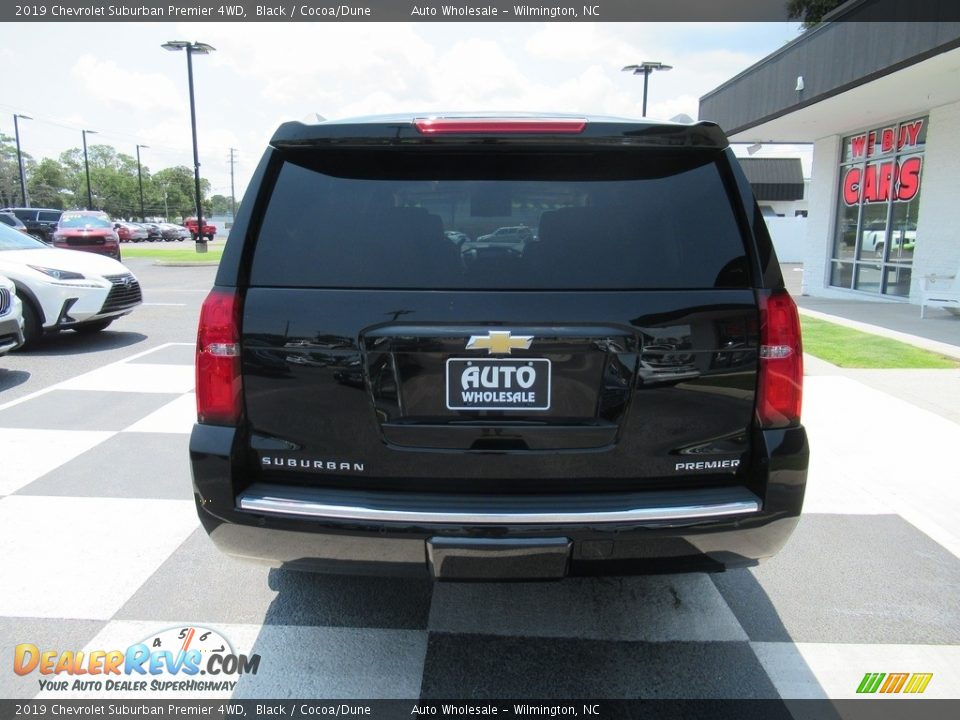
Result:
[270, 116, 729, 150]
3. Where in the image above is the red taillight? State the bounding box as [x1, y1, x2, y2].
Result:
[756, 290, 803, 429]
[414, 118, 587, 135]
[196, 288, 242, 425]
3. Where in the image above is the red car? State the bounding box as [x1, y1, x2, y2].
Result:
[52, 211, 121, 260]
[183, 217, 217, 241]
[114, 222, 148, 243]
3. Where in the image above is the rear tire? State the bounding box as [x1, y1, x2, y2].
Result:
[74, 319, 113, 334]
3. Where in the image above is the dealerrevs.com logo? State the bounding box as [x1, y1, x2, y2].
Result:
[14, 626, 261, 693]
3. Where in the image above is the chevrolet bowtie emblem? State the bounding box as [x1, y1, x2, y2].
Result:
[465, 331, 534, 355]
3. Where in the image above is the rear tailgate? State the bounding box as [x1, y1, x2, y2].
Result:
[242, 287, 756, 493]
[238, 139, 759, 495]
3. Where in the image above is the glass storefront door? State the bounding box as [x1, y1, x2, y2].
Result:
[830, 117, 925, 298]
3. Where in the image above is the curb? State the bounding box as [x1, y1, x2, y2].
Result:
[798, 307, 960, 361]
[152, 261, 221, 267]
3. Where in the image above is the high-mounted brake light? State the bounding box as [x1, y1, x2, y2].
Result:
[196, 288, 242, 425]
[414, 118, 587, 135]
[756, 290, 803, 429]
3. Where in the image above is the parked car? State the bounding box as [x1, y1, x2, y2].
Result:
[464, 225, 535, 266]
[0, 212, 32, 236]
[0, 273, 25, 356]
[175, 225, 192, 241]
[0, 207, 62, 243]
[0, 223, 141, 347]
[860, 220, 917, 257]
[474, 225, 535, 246]
[444, 230, 471, 246]
[183, 217, 216, 241]
[189, 113, 808, 581]
[52, 211, 121, 260]
[156, 222, 184, 242]
[114, 222, 148, 243]
[137, 222, 163, 242]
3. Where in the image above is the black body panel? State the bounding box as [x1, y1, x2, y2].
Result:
[191, 423, 807, 577]
[241, 288, 758, 493]
[192, 114, 809, 578]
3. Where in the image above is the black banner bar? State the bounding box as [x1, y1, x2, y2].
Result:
[2, 700, 960, 720]
[2, 1, 785, 23]
[4, 0, 960, 23]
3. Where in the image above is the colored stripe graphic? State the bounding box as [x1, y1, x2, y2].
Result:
[857, 672, 933, 694]
[903, 673, 934, 694]
[857, 673, 886, 694]
[880, 673, 909, 693]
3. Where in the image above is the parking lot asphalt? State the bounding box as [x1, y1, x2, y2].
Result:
[1, 252, 959, 701]
[0, 255, 214, 403]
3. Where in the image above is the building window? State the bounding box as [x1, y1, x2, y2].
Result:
[830, 116, 926, 298]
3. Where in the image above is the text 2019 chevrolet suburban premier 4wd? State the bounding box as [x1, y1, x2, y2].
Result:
[190, 114, 808, 580]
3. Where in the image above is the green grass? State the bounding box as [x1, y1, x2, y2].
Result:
[800, 316, 959, 369]
[122, 245, 224, 263]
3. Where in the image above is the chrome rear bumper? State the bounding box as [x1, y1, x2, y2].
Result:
[237, 483, 761, 526]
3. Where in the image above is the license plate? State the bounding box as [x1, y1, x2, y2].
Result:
[446, 358, 551, 411]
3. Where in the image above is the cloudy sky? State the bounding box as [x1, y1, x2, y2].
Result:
[0, 21, 808, 206]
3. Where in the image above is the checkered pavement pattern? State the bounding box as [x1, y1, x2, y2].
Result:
[1, 344, 959, 700]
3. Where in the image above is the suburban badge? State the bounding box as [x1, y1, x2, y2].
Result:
[465, 330, 534, 355]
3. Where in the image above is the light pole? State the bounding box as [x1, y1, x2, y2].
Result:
[228, 147, 237, 220]
[162, 40, 215, 249]
[136, 144, 149, 221]
[622, 62, 673, 117]
[13, 114, 31, 207]
[82, 129, 97, 209]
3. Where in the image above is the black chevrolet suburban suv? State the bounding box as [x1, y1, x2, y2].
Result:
[190, 114, 808, 580]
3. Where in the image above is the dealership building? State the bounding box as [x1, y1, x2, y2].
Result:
[700, 1, 960, 305]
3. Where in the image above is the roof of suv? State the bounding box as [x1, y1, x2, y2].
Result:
[269, 112, 729, 149]
[1, 207, 63, 215]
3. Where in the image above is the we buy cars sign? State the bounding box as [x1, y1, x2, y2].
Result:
[842, 119, 924, 206]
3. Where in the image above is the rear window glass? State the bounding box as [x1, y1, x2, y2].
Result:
[38, 211, 62, 222]
[249, 150, 749, 290]
[59, 215, 111, 229]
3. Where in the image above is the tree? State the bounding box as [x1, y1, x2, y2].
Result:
[0, 141, 213, 219]
[85, 145, 141, 217]
[148, 166, 211, 220]
[27, 158, 70, 209]
[58, 148, 87, 208]
[0, 133, 31, 207]
[787, 0, 846, 28]
[208, 194, 232, 216]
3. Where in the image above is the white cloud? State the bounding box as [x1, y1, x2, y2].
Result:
[6, 21, 801, 203]
[427, 38, 531, 108]
[525, 23, 647, 65]
[192, 22, 437, 108]
[71, 56, 181, 112]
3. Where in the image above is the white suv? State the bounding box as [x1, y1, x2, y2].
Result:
[0, 223, 141, 348]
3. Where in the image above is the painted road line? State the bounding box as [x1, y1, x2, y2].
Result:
[0, 343, 194, 413]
